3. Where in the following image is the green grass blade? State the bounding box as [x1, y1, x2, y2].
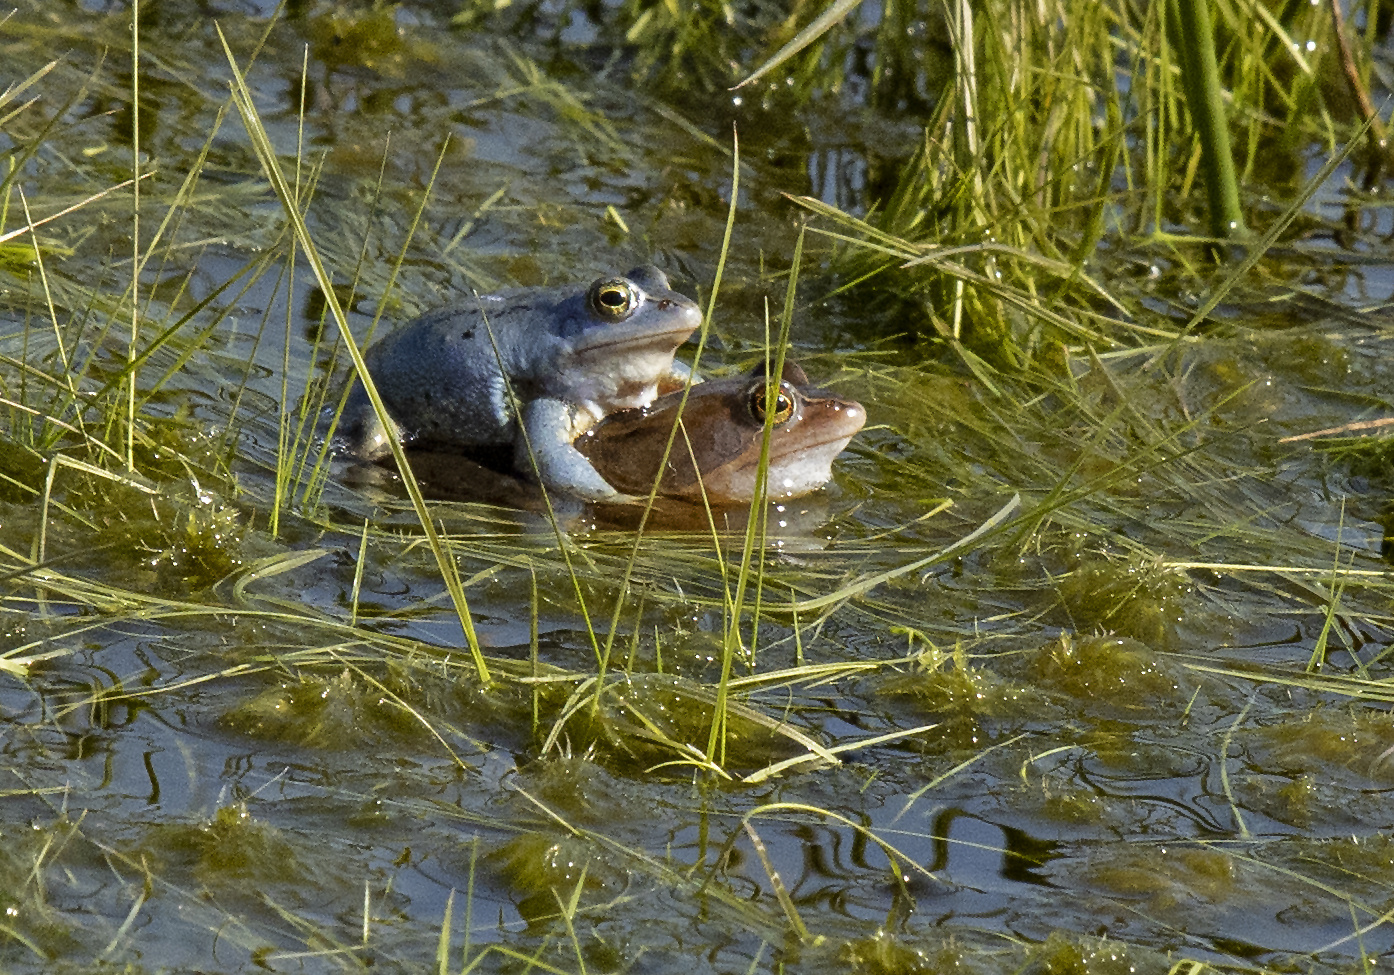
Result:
[217, 26, 490, 685]
[735, 0, 864, 90]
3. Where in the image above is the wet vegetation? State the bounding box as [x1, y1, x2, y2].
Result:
[2, 0, 1394, 971]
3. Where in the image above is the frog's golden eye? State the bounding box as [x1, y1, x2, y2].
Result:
[588, 277, 640, 320]
[749, 381, 797, 425]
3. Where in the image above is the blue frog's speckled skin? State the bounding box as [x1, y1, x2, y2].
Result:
[336, 265, 702, 500]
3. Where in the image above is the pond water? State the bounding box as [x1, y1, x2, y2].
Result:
[2, 2, 1394, 973]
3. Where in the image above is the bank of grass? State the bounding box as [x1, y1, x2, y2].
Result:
[0, 0, 1393, 971]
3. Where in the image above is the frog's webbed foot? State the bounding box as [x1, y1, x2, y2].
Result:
[518, 398, 631, 502]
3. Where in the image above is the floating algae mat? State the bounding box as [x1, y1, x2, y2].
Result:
[1, 1, 1393, 972]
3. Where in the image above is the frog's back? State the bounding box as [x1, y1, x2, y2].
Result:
[340, 288, 572, 453]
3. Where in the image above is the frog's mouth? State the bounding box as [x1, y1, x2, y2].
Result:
[705, 429, 861, 501]
[757, 428, 862, 469]
[573, 320, 698, 357]
[771, 427, 862, 459]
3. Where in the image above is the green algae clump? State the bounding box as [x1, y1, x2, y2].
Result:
[1027, 933, 1155, 975]
[1082, 845, 1236, 914]
[838, 933, 974, 975]
[1030, 634, 1184, 713]
[1246, 708, 1394, 783]
[136, 803, 309, 892]
[220, 668, 427, 749]
[877, 641, 1052, 750]
[1054, 558, 1192, 648]
[485, 831, 629, 925]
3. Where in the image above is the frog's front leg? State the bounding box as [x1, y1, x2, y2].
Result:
[517, 398, 631, 502]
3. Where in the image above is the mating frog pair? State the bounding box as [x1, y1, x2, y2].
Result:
[335, 266, 863, 502]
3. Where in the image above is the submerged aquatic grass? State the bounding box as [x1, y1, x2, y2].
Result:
[0, 0, 1393, 972]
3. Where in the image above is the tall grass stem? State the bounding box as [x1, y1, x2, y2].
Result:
[217, 28, 491, 684]
[1169, 0, 1246, 239]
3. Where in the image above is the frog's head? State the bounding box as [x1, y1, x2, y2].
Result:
[555, 265, 702, 409]
[576, 361, 866, 503]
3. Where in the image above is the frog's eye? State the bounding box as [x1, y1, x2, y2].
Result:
[588, 277, 640, 320]
[748, 381, 797, 425]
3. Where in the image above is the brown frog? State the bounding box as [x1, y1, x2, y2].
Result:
[574, 361, 865, 503]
